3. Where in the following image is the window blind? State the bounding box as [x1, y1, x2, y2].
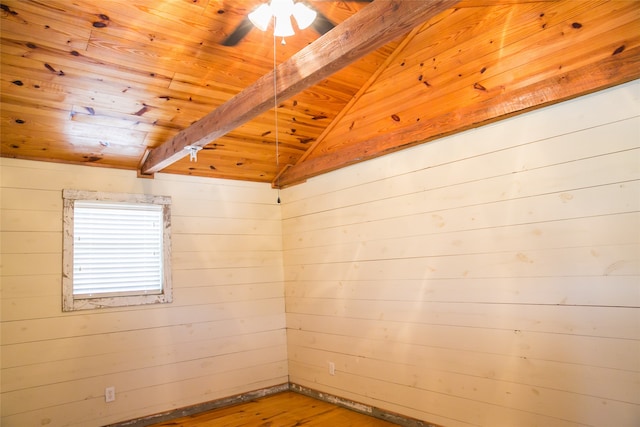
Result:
[73, 200, 164, 297]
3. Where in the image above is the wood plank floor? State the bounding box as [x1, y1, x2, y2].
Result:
[150, 391, 400, 426]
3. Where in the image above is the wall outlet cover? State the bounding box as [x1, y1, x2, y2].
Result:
[105, 386, 116, 402]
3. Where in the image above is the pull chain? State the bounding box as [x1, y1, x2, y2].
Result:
[274, 23, 281, 204]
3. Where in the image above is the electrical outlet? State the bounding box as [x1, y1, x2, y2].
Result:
[105, 386, 116, 403]
[328, 361, 335, 376]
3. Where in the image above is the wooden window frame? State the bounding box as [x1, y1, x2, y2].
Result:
[62, 189, 172, 312]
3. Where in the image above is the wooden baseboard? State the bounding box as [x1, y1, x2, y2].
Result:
[290, 383, 440, 427]
[105, 383, 290, 427]
[106, 382, 439, 427]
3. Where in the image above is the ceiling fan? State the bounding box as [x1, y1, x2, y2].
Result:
[222, 0, 371, 46]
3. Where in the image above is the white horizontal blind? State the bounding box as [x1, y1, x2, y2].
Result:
[73, 200, 164, 297]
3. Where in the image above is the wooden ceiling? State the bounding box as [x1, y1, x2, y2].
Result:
[1, 0, 638, 187]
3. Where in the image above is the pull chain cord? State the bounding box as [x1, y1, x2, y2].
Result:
[273, 23, 281, 204]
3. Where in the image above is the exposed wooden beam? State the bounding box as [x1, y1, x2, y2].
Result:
[139, 0, 459, 175]
[276, 45, 640, 188]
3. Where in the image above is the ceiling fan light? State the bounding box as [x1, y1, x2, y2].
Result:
[270, 0, 295, 18]
[292, 3, 316, 30]
[273, 16, 295, 37]
[248, 3, 272, 31]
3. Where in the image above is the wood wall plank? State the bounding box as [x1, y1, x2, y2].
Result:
[2, 331, 286, 394]
[288, 346, 638, 406]
[2, 313, 285, 368]
[285, 275, 640, 307]
[1, 298, 285, 343]
[284, 244, 639, 282]
[2, 281, 285, 321]
[281, 148, 638, 234]
[3, 363, 288, 427]
[283, 213, 639, 263]
[286, 296, 638, 339]
[283, 116, 639, 220]
[287, 314, 640, 371]
[290, 360, 638, 427]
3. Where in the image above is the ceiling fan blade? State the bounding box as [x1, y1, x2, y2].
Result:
[311, 11, 334, 35]
[222, 16, 254, 46]
[311, 0, 374, 36]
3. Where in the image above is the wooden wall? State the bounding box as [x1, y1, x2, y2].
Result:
[282, 80, 640, 426]
[0, 162, 287, 426]
[1, 80, 638, 427]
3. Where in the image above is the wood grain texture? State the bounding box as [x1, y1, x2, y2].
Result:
[0, 158, 287, 426]
[140, 0, 459, 175]
[278, 0, 640, 186]
[0, 0, 379, 181]
[4, 1, 635, 184]
[147, 391, 401, 427]
[281, 81, 640, 427]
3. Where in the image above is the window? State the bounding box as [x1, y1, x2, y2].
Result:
[62, 189, 172, 311]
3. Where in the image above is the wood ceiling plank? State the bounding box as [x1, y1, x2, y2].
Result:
[455, 0, 560, 5]
[68, 110, 165, 133]
[0, 102, 75, 142]
[307, 0, 638, 159]
[228, 122, 320, 147]
[0, 132, 144, 164]
[411, 0, 632, 93]
[140, 0, 460, 175]
[161, 153, 284, 182]
[85, 37, 180, 81]
[311, 1, 367, 23]
[0, 93, 72, 124]
[143, 132, 303, 160]
[0, 100, 71, 121]
[277, 44, 640, 187]
[242, 114, 327, 136]
[16, 0, 210, 41]
[165, 79, 358, 121]
[1, 79, 169, 118]
[0, 147, 142, 169]
[0, 37, 174, 89]
[0, 3, 91, 50]
[168, 158, 276, 176]
[173, 150, 281, 169]
[291, 26, 423, 171]
[84, 25, 268, 81]
[0, 61, 71, 92]
[2, 78, 151, 120]
[1, 85, 70, 108]
[482, 20, 640, 91]
[1, 121, 147, 147]
[87, 31, 272, 80]
[0, 113, 68, 136]
[207, 140, 301, 160]
[1, 96, 164, 166]
[2, 48, 241, 128]
[169, 73, 258, 99]
[161, 163, 278, 183]
[1, 21, 89, 52]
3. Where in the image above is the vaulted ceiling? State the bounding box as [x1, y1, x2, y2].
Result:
[1, 0, 638, 187]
